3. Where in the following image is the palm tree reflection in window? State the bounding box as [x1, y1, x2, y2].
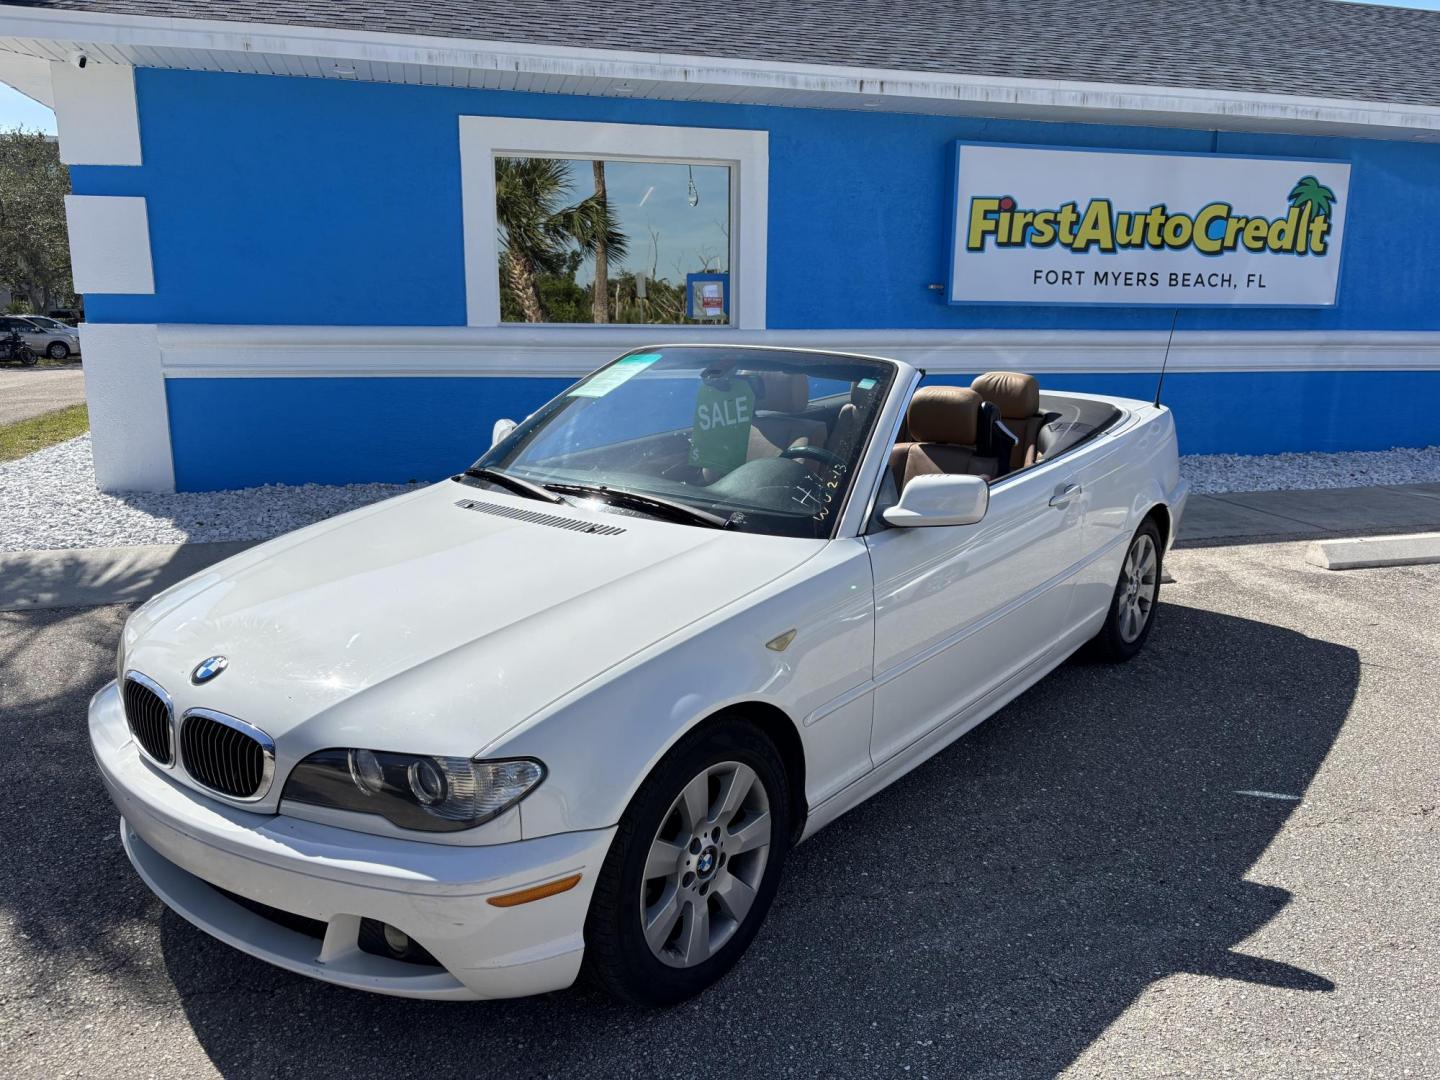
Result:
[495, 156, 729, 324]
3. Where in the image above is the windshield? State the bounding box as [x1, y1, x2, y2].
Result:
[473, 347, 896, 539]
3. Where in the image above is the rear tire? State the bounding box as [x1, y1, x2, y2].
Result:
[583, 717, 791, 1006]
[1088, 519, 1163, 662]
[17, 346, 36, 367]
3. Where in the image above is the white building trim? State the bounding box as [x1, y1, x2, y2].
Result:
[0, 49, 53, 107]
[50, 60, 141, 165]
[80, 323, 174, 492]
[78, 322, 1440, 493]
[459, 117, 767, 329]
[64, 194, 155, 294]
[1, 4, 1439, 139]
[149, 325, 1440, 379]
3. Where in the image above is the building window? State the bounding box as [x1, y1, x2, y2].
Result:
[495, 156, 731, 325]
[460, 118, 768, 330]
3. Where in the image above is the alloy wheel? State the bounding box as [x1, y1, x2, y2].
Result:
[640, 760, 772, 969]
[1118, 532, 1159, 643]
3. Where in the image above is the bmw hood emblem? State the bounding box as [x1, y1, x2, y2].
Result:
[191, 655, 229, 684]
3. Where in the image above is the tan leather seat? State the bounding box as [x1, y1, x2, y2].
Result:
[895, 386, 1000, 488]
[747, 373, 827, 459]
[971, 371, 1044, 471]
[828, 379, 879, 459]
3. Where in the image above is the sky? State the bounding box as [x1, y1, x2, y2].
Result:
[562, 159, 731, 288]
[0, 85, 56, 133]
[1, 0, 1437, 130]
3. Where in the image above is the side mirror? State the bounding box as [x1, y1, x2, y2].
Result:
[882, 473, 989, 528]
[491, 418, 517, 447]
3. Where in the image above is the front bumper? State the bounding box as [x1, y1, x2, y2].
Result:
[90, 680, 615, 1000]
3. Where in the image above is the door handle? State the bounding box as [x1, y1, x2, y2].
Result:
[1048, 483, 1082, 508]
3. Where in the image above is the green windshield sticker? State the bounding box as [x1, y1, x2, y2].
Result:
[689, 377, 756, 473]
[569, 352, 663, 398]
[857, 377, 877, 390]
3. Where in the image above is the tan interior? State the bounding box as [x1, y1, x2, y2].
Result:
[891, 386, 1000, 488]
[828, 379, 878, 459]
[746, 373, 828, 459]
[970, 371, 1045, 471]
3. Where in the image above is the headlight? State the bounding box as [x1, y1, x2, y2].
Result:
[282, 750, 545, 832]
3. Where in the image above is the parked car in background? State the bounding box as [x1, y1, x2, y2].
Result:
[92, 345, 1188, 1005]
[26, 314, 77, 333]
[45, 308, 83, 327]
[3, 315, 81, 360]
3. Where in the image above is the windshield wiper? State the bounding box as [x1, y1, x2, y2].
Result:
[462, 466, 565, 504]
[544, 482, 730, 530]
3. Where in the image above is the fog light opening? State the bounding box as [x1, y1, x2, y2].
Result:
[357, 917, 441, 967]
[382, 923, 410, 955]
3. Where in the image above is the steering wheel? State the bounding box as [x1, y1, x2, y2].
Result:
[780, 444, 845, 469]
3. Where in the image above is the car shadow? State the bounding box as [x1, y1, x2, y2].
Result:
[140, 601, 1353, 1077]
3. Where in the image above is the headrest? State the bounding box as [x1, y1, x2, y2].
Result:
[758, 372, 809, 413]
[971, 371, 1040, 419]
[908, 386, 980, 446]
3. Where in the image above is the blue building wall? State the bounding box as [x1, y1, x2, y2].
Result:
[167, 370, 1440, 490]
[71, 69, 1440, 489]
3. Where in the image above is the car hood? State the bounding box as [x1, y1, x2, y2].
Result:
[123, 481, 824, 758]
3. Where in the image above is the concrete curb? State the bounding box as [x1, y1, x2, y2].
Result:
[0, 540, 256, 612]
[1305, 532, 1440, 571]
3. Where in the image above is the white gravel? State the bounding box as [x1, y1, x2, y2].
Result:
[1, 435, 419, 553]
[1179, 444, 1440, 495]
[4, 434, 1440, 552]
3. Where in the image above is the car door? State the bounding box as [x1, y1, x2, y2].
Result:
[864, 457, 1089, 765]
[4, 317, 35, 346]
[17, 321, 47, 353]
[1060, 412, 1163, 631]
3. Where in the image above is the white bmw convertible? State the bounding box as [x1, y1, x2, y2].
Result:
[91, 345, 1188, 1005]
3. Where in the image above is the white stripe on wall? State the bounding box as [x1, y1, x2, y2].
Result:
[80, 323, 174, 493]
[50, 60, 141, 165]
[65, 195, 155, 295]
[152, 324, 1440, 379]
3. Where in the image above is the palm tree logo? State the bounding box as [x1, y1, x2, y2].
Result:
[1288, 176, 1338, 254]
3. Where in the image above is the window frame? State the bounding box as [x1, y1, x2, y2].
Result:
[459, 117, 768, 331]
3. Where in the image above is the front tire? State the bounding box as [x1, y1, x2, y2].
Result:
[584, 717, 791, 1006]
[17, 345, 36, 366]
[1088, 519, 1163, 662]
[46, 341, 70, 360]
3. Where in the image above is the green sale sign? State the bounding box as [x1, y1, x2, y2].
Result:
[689, 378, 756, 473]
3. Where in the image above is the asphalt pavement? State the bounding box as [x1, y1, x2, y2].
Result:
[1, 541, 1436, 1078]
[0, 365, 86, 426]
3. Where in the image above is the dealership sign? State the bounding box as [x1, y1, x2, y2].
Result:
[949, 144, 1351, 306]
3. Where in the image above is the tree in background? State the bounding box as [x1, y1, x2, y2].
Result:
[0, 130, 74, 314]
[590, 160, 610, 324]
[495, 156, 628, 323]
